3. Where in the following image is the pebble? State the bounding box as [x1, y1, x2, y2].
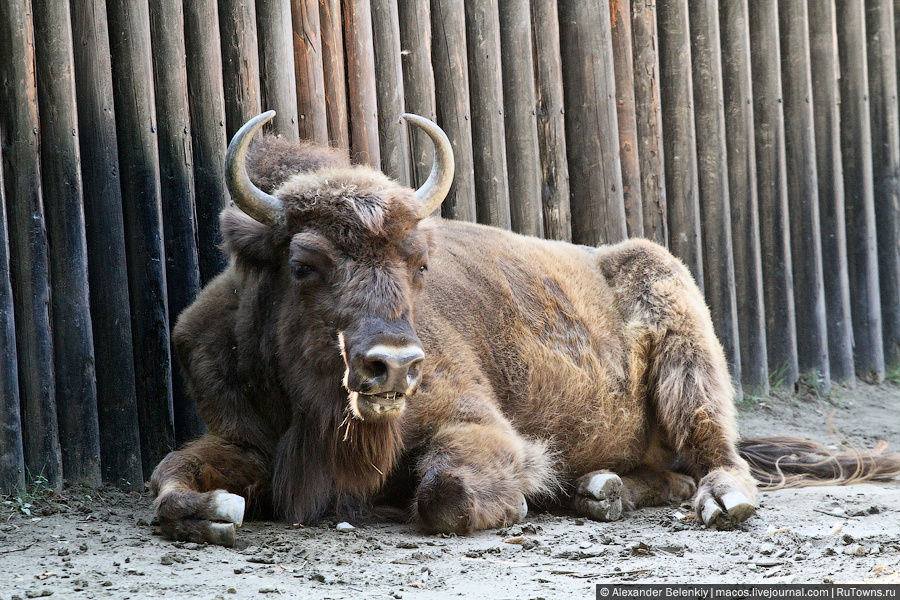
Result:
[843, 544, 866, 557]
[335, 522, 355, 532]
[759, 543, 776, 556]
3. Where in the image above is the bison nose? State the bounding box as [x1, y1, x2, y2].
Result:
[356, 345, 425, 395]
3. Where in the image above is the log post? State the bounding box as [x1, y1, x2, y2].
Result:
[720, 0, 768, 394]
[836, 0, 885, 383]
[256, 0, 300, 139]
[0, 0, 62, 490]
[630, 0, 666, 245]
[107, 0, 176, 475]
[808, 0, 856, 384]
[558, 0, 627, 246]
[431, 0, 477, 221]
[69, 0, 143, 486]
[219, 0, 262, 138]
[530, 0, 571, 241]
[398, 0, 436, 185]
[319, 0, 349, 149]
[149, 0, 205, 444]
[291, 0, 328, 145]
[657, 0, 702, 283]
[465, 0, 511, 228]
[371, 0, 410, 184]
[343, 0, 380, 166]
[609, 0, 643, 237]
[688, 0, 742, 395]
[184, 0, 229, 284]
[34, 0, 102, 484]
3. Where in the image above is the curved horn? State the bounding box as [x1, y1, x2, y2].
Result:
[225, 111, 283, 227]
[401, 113, 455, 218]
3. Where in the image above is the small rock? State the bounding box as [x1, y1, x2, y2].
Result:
[258, 588, 279, 594]
[842, 533, 855, 545]
[227, 588, 237, 594]
[335, 522, 355, 532]
[759, 543, 776, 556]
[395, 541, 418, 549]
[843, 544, 866, 557]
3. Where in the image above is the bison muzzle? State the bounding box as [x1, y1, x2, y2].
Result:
[150, 112, 900, 547]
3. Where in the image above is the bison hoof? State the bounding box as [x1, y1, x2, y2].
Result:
[212, 491, 246, 526]
[416, 471, 472, 535]
[573, 471, 624, 522]
[694, 472, 757, 529]
[208, 522, 237, 547]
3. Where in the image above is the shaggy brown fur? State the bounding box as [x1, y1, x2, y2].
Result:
[150, 136, 900, 545]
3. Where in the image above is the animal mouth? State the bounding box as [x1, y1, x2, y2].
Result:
[355, 391, 407, 419]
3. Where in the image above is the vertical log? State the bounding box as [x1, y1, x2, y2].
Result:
[867, 0, 900, 368]
[749, 0, 798, 389]
[464, 0, 511, 228]
[256, 0, 300, 139]
[371, 0, 410, 184]
[0, 159, 25, 494]
[657, 0, 702, 284]
[558, 0, 627, 246]
[219, 0, 262, 137]
[33, 0, 102, 484]
[431, 0, 477, 221]
[499, 0, 543, 236]
[720, 0, 768, 394]
[184, 0, 229, 284]
[808, 0, 856, 384]
[689, 0, 742, 394]
[836, 0, 885, 383]
[530, 0, 571, 241]
[343, 0, 380, 166]
[0, 0, 62, 489]
[609, 0, 643, 237]
[107, 0, 175, 475]
[292, 0, 328, 144]
[398, 0, 437, 185]
[149, 0, 205, 444]
[70, 0, 143, 486]
[319, 0, 349, 149]
[779, 0, 830, 391]
[630, 0, 666, 245]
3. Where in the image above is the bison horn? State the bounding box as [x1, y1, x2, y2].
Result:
[225, 110, 284, 227]
[401, 113, 455, 218]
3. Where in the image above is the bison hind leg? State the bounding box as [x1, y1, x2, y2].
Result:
[572, 468, 698, 522]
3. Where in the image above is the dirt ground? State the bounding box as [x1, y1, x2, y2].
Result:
[3, 380, 899, 599]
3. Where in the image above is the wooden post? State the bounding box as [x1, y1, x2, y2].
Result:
[808, 0, 856, 384]
[343, 0, 380, 166]
[319, 0, 349, 149]
[530, 0, 571, 241]
[465, 0, 511, 228]
[219, 0, 262, 138]
[107, 0, 176, 475]
[656, 0, 702, 284]
[431, 0, 477, 221]
[630, 0, 666, 245]
[149, 0, 205, 444]
[0, 0, 62, 490]
[867, 0, 900, 368]
[720, 0, 768, 394]
[779, 0, 830, 391]
[371, 0, 410, 184]
[836, 0, 885, 383]
[184, 0, 229, 285]
[256, 0, 300, 139]
[499, 0, 543, 236]
[688, 0, 742, 394]
[291, 0, 328, 145]
[609, 0, 643, 238]
[558, 0, 627, 246]
[0, 158, 25, 494]
[398, 0, 436, 185]
[747, 0, 798, 389]
[33, 0, 102, 484]
[69, 0, 143, 486]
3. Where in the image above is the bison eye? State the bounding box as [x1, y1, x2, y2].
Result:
[418, 264, 428, 274]
[291, 263, 315, 280]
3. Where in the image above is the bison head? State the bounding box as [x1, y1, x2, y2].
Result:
[222, 111, 454, 423]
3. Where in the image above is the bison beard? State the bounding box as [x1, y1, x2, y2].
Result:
[150, 113, 900, 546]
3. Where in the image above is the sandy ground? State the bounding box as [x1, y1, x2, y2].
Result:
[2, 380, 899, 599]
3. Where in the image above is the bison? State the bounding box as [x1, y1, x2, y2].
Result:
[151, 112, 900, 546]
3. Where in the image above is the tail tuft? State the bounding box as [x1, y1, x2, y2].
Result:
[738, 436, 900, 490]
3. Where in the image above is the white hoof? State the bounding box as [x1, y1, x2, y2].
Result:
[575, 473, 624, 522]
[212, 491, 246, 526]
[518, 494, 528, 520]
[581, 473, 622, 501]
[700, 497, 723, 526]
[721, 490, 756, 522]
[207, 522, 237, 547]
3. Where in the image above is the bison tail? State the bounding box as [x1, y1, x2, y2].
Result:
[737, 436, 900, 490]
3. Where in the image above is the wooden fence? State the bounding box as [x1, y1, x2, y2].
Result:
[1, 0, 899, 494]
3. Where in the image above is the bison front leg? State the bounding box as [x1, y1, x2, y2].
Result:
[150, 435, 271, 546]
[413, 422, 555, 535]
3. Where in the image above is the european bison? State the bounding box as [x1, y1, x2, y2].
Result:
[151, 112, 900, 546]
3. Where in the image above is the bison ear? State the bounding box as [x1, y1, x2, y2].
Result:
[220, 207, 285, 266]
